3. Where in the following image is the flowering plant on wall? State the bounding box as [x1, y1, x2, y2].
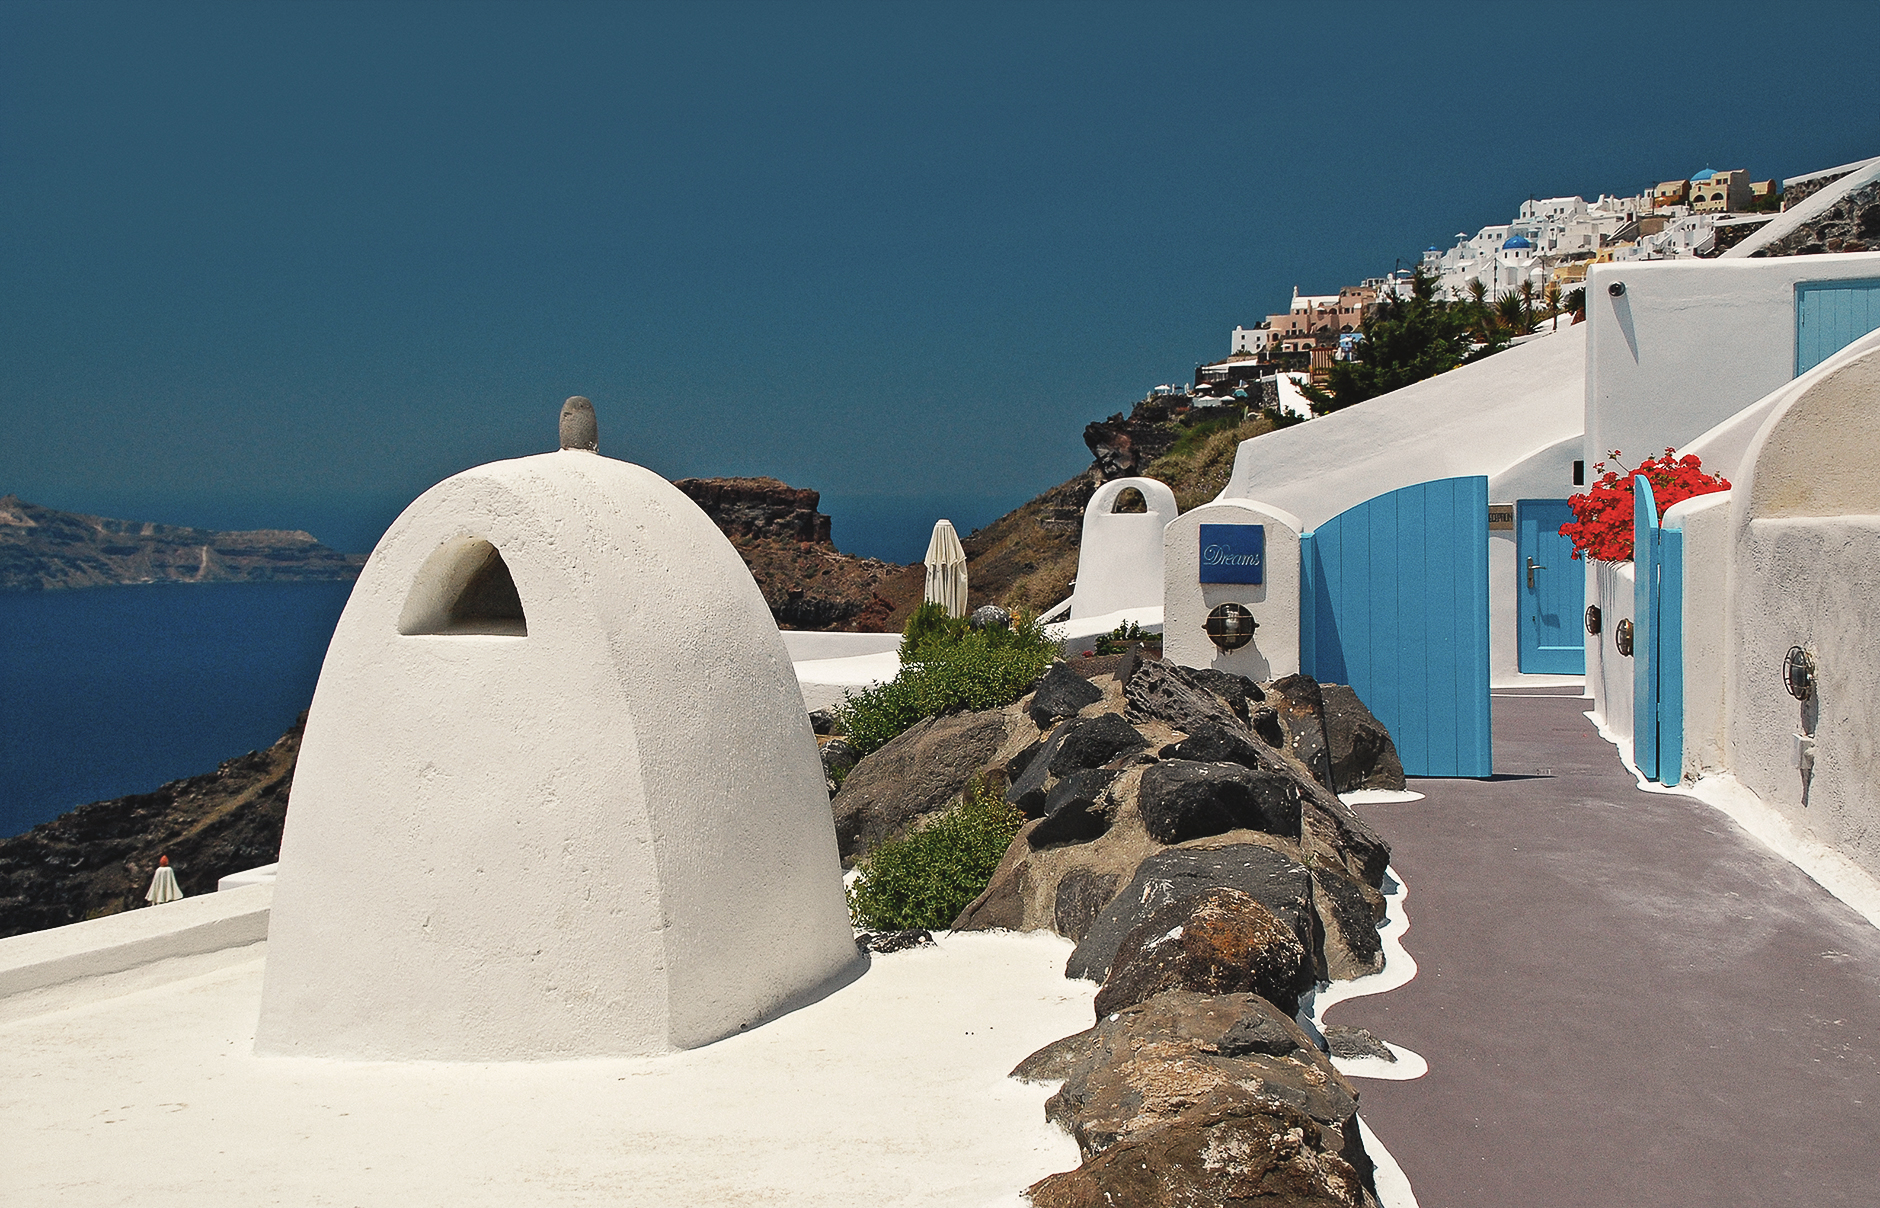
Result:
[1560, 449, 1730, 561]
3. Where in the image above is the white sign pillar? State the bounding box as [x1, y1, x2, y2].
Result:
[1163, 499, 1303, 681]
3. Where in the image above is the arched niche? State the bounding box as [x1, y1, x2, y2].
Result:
[1743, 342, 1880, 520]
[398, 537, 528, 636]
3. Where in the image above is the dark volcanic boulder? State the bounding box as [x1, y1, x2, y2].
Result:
[1052, 868, 1122, 942]
[1047, 712, 1147, 776]
[1068, 845, 1314, 982]
[1136, 759, 1303, 845]
[1008, 713, 1146, 814]
[1158, 720, 1267, 768]
[1028, 661, 1103, 729]
[1324, 1025, 1395, 1063]
[1321, 683, 1406, 792]
[1023, 990, 1375, 1208]
[1249, 704, 1285, 748]
[1311, 868, 1385, 980]
[1267, 673, 1335, 790]
[1123, 660, 1245, 734]
[1030, 769, 1119, 848]
[1093, 887, 1312, 1018]
[829, 708, 1011, 861]
[1183, 666, 1264, 722]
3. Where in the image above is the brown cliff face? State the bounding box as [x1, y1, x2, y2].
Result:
[0, 495, 366, 593]
[0, 717, 302, 939]
[673, 476, 922, 632]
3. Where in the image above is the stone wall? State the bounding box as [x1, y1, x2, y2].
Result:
[1749, 179, 1880, 257]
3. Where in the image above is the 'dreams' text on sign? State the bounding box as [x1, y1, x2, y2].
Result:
[1199, 524, 1265, 584]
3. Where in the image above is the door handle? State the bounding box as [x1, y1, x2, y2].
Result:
[1527, 557, 1546, 589]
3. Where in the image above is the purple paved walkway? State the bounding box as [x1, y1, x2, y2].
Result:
[1335, 693, 1880, 1207]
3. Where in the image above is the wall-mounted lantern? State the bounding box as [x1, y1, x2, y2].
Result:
[1204, 602, 1258, 651]
[1615, 618, 1634, 657]
[1783, 646, 1815, 701]
[1585, 604, 1602, 636]
[1608, 281, 1626, 297]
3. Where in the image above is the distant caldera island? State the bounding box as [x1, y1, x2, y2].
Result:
[0, 494, 367, 593]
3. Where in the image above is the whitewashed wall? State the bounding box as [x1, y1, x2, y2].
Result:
[1584, 252, 1880, 468]
[1070, 477, 1179, 620]
[1163, 499, 1301, 681]
[1725, 343, 1880, 881]
[1664, 492, 1734, 781]
[1585, 559, 1635, 746]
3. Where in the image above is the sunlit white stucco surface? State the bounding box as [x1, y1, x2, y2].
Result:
[2, 933, 1095, 1207]
[257, 450, 860, 1060]
[1725, 342, 1880, 881]
[1068, 477, 1178, 620]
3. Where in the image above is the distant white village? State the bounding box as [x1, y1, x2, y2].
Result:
[1212, 158, 1868, 393]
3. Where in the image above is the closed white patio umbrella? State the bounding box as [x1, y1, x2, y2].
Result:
[145, 855, 183, 906]
[923, 519, 968, 619]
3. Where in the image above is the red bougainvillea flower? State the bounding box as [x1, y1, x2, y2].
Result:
[1560, 449, 1730, 562]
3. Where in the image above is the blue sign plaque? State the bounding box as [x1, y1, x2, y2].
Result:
[1199, 524, 1265, 584]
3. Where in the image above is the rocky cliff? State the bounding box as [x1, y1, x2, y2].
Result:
[0, 716, 301, 939]
[674, 476, 924, 631]
[0, 495, 366, 592]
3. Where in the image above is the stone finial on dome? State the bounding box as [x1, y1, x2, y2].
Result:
[559, 396, 598, 452]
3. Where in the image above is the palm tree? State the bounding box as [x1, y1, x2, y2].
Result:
[1497, 291, 1528, 337]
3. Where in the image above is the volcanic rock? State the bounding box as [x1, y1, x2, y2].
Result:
[829, 707, 1012, 862]
[1124, 659, 1245, 734]
[1028, 661, 1103, 730]
[1320, 683, 1406, 792]
[1051, 868, 1122, 943]
[1023, 990, 1376, 1208]
[1136, 759, 1304, 845]
[1092, 887, 1313, 1018]
[1067, 845, 1314, 983]
[1029, 770, 1120, 848]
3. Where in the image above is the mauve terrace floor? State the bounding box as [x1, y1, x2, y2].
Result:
[1336, 693, 1880, 1207]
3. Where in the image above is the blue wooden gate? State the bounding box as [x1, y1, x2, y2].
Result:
[1632, 476, 1684, 786]
[1796, 278, 1880, 376]
[1301, 476, 1491, 778]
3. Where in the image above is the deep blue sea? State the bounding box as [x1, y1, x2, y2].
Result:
[0, 582, 352, 839]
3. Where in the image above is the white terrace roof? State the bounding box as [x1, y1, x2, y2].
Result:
[1217, 323, 1585, 530]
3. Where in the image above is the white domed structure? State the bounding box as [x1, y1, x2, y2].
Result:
[256, 405, 860, 1060]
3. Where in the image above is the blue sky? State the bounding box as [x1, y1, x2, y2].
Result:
[4, 1, 1877, 558]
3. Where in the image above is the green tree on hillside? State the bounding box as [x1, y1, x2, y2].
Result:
[1319, 267, 1474, 413]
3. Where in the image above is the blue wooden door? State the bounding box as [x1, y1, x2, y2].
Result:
[1301, 476, 1491, 778]
[1796, 278, 1880, 376]
[1516, 499, 1585, 674]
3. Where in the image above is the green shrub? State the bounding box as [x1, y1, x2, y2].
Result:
[1093, 619, 1158, 655]
[838, 606, 1057, 756]
[847, 781, 1025, 930]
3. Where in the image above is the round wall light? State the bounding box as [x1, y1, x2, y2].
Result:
[1615, 618, 1634, 657]
[1204, 603, 1258, 651]
[1585, 604, 1602, 635]
[1608, 281, 1626, 297]
[1783, 646, 1815, 701]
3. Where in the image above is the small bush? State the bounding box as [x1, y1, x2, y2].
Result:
[839, 606, 1057, 756]
[846, 781, 1025, 930]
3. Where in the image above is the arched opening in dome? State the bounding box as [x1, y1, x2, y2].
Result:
[1111, 487, 1148, 513]
[399, 537, 528, 637]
